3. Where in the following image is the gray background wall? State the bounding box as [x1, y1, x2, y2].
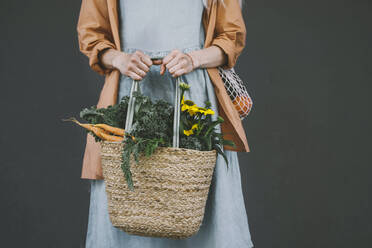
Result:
[0, 0, 370, 247]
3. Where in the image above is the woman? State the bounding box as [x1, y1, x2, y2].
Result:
[77, 0, 254, 247]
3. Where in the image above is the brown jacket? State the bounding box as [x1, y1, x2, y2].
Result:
[76, 0, 250, 179]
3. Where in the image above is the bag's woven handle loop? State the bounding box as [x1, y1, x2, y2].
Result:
[173, 76, 181, 148]
[124, 79, 139, 134]
[124, 76, 182, 148]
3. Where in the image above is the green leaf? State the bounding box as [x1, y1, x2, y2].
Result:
[214, 145, 229, 169]
[121, 141, 135, 191]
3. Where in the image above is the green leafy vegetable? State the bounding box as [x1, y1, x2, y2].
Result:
[78, 84, 235, 190]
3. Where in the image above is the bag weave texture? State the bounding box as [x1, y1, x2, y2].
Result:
[100, 140, 217, 239]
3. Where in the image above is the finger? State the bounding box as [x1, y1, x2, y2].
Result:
[128, 63, 146, 78]
[160, 63, 166, 75]
[162, 50, 178, 65]
[161, 50, 179, 75]
[166, 53, 183, 72]
[133, 59, 150, 73]
[133, 66, 147, 78]
[169, 58, 187, 74]
[136, 50, 152, 67]
[127, 71, 142, 81]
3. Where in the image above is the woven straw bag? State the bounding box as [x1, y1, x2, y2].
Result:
[100, 77, 217, 239]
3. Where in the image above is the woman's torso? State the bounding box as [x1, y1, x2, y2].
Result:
[117, 0, 218, 116]
[118, 0, 206, 55]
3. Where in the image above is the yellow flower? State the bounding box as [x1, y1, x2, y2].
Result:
[181, 104, 191, 112]
[181, 98, 199, 116]
[183, 129, 194, 136]
[197, 107, 215, 115]
[183, 124, 198, 136]
[188, 106, 199, 116]
[181, 98, 195, 110]
[197, 107, 207, 114]
[204, 109, 215, 115]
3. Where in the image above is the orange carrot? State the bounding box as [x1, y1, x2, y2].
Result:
[62, 117, 109, 137]
[63, 117, 132, 142]
[62, 117, 94, 130]
[100, 132, 124, 142]
[93, 124, 125, 136]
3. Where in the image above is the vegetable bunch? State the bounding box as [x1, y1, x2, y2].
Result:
[178, 83, 235, 166]
[64, 83, 234, 191]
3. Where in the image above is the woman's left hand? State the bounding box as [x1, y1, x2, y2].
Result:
[160, 49, 195, 77]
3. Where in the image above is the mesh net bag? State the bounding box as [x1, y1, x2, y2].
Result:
[218, 67, 253, 120]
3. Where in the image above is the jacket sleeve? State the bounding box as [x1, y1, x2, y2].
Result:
[211, 0, 247, 70]
[76, 0, 116, 75]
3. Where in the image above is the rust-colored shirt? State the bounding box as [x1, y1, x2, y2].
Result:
[76, 0, 250, 179]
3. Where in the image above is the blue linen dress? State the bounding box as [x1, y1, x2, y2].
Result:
[85, 0, 254, 247]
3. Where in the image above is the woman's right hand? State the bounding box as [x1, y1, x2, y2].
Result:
[100, 49, 157, 81]
[112, 50, 154, 81]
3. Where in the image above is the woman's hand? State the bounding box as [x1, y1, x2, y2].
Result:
[111, 50, 155, 80]
[160, 49, 196, 77]
[101, 49, 159, 80]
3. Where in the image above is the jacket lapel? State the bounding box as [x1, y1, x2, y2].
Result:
[107, 0, 121, 51]
[202, 1, 250, 152]
[202, 0, 215, 47]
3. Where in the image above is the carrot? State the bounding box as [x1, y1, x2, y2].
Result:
[62, 117, 132, 142]
[93, 124, 125, 136]
[62, 117, 109, 138]
[62, 117, 94, 130]
[100, 132, 124, 142]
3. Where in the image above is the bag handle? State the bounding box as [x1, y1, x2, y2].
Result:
[124, 76, 182, 148]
